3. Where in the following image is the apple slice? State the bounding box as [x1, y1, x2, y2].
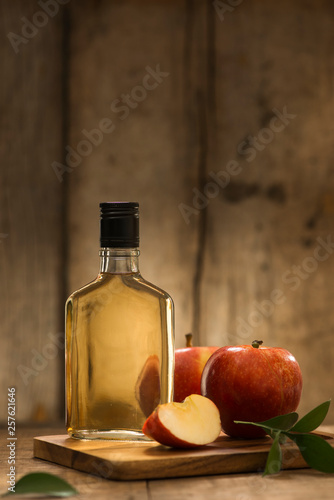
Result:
[142, 394, 221, 448]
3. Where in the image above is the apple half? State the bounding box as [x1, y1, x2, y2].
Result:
[142, 394, 221, 448]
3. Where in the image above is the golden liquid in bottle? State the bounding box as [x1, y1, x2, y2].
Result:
[65, 273, 174, 440]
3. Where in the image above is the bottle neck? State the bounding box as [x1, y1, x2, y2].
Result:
[99, 248, 140, 274]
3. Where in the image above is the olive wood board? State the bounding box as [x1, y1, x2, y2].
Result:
[33, 432, 334, 481]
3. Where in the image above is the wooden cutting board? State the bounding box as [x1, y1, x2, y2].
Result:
[33, 432, 334, 481]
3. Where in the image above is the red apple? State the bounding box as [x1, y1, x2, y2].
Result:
[201, 340, 303, 438]
[135, 355, 160, 418]
[174, 333, 219, 402]
[142, 394, 221, 448]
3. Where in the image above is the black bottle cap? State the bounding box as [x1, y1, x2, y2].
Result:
[99, 202, 139, 248]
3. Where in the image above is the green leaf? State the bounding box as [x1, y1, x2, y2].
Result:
[258, 412, 299, 431]
[234, 400, 333, 476]
[234, 411, 299, 433]
[289, 400, 331, 433]
[233, 419, 273, 434]
[287, 433, 334, 473]
[3, 472, 78, 497]
[262, 432, 282, 476]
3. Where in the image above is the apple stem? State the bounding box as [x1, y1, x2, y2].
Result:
[252, 340, 263, 349]
[185, 333, 193, 348]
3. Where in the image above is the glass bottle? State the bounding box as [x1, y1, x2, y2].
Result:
[65, 202, 175, 440]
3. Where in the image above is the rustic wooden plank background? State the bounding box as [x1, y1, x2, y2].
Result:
[0, 0, 333, 424]
[0, 1, 65, 423]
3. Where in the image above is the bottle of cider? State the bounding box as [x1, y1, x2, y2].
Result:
[65, 202, 175, 440]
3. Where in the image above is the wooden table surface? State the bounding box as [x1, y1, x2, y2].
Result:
[1, 424, 334, 499]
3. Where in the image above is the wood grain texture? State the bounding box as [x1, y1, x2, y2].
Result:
[0, 425, 148, 500]
[1, 0, 334, 426]
[66, 0, 199, 344]
[197, 0, 334, 421]
[1, 425, 334, 499]
[0, 1, 65, 422]
[33, 431, 334, 481]
[65, 0, 334, 427]
[148, 468, 334, 500]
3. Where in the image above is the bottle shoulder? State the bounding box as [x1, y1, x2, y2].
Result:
[66, 276, 101, 300]
[131, 275, 174, 302]
[66, 273, 173, 306]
